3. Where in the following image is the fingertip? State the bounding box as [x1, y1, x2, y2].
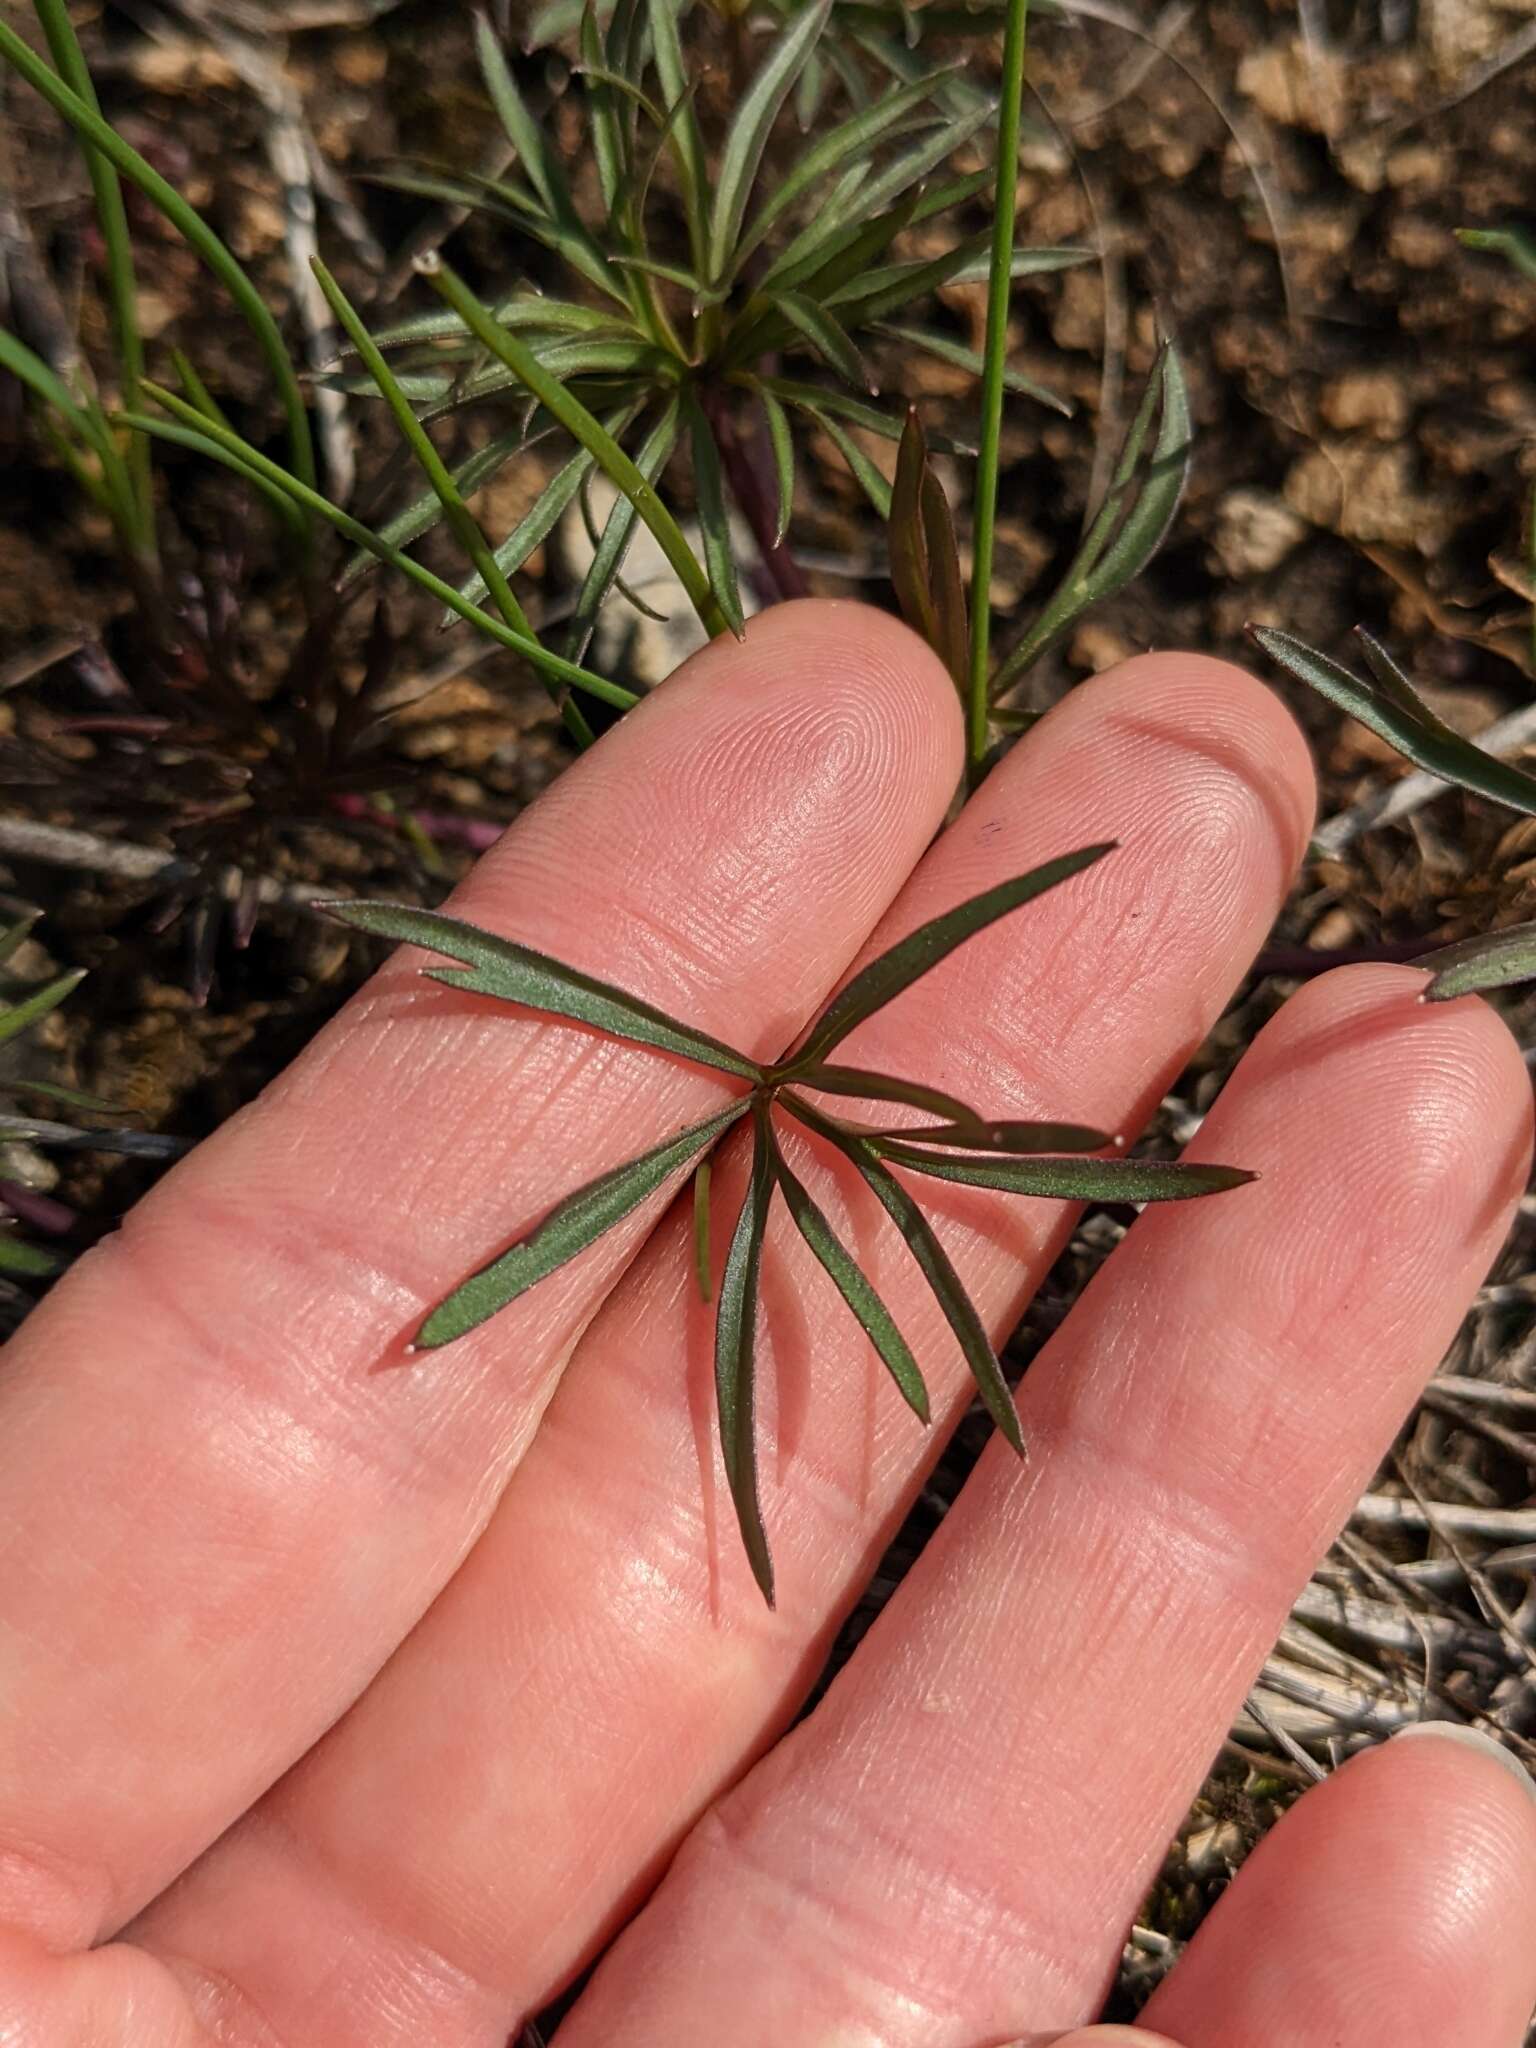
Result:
[1073, 649, 1318, 874]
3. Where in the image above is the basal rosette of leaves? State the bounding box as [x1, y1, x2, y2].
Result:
[328, 844, 1253, 1603]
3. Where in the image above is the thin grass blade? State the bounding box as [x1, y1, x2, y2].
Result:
[0, 968, 85, 1050]
[345, 430, 526, 586]
[0, 912, 41, 970]
[760, 386, 796, 544]
[564, 396, 681, 658]
[420, 1098, 749, 1347]
[788, 843, 1114, 1070]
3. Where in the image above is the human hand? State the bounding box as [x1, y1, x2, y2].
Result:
[2, 601, 1534, 2047]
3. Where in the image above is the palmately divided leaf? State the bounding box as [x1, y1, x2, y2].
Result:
[785, 843, 1114, 1071]
[1420, 922, 1536, 1001]
[867, 1140, 1257, 1203]
[1250, 626, 1536, 820]
[715, 1102, 779, 1605]
[774, 1141, 929, 1424]
[786, 1095, 1020, 1453]
[322, 900, 765, 1080]
[419, 1098, 750, 1348]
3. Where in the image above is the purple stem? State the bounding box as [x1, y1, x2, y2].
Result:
[704, 388, 809, 605]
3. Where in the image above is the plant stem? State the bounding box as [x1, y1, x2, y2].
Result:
[966, 0, 1030, 784]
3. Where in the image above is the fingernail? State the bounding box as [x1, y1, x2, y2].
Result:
[1392, 1720, 1536, 1806]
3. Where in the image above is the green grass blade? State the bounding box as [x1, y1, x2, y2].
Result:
[1457, 224, 1536, 281]
[33, 0, 152, 551]
[343, 430, 527, 585]
[774, 1140, 929, 1423]
[890, 410, 939, 654]
[580, 5, 625, 214]
[419, 1099, 749, 1348]
[967, 0, 1030, 778]
[425, 259, 726, 639]
[868, 1140, 1256, 1202]
[322, 899, 765, 1079]
[707, 0, 832, 286]
[1250, 626, 1536, 818]
[947, 244, 1096, 286]
[715, 1101, 778, 1605]
[474, 10, 563, 216]
[788, 843, 1114, 1071]
[1422, 922, 1536, 1001]
[0, 1234, 60, 1278]
[788, 1094, 1020, 1452]
[121, 399, 636, 710]
[0, 16, 315, 499]
[685, 396, 746, 638]
[310, 258, 534, 636]
[0, 968, 85, 1050]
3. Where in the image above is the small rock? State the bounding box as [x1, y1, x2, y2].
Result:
[1320, 370, 1410, 438]
[1284, 440, 1448, 553]
[1210, 489, 1307, 578]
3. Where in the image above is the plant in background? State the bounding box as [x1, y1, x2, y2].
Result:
[328, 847, 1251, 1602]
[0, 911, 177, 1281]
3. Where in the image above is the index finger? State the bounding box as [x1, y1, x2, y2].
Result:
[0, 601, 960, 1947]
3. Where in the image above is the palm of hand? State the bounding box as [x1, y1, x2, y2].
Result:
[2, 602, 1533, 2048]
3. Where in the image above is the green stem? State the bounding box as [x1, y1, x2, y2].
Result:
[31, 0, 155, 561]
[965, 0, 1029, 783]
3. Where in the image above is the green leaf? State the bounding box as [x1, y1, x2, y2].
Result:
[1421, 922, 1536, 1001]
[777, 293, 875, 393]
[1249, 626, 1536, 820]
[646, 0, 709, 272]
[796, 1064, 987, 1125]
[946, 245, 1097, 286]
[424, 260, 725, 639]
[774, 1141, 929, 1423]
[580, 4, 626, 214]
[419, 1098, 749, 1348]
[0, 969, 85, 1051]
[734, 67, 961, 275]
[1457, 223, 1536, 282]
[362, 292, 625, 353]
[707, 0, 833, 286]
[992, 342, 1191, 694]
[692, 1153, 713, 1303]
[0, 1233, 59, 1278]
[474, 10, 566, 218]
[788, 1095, 1020, 1451]
[875, 320, 1071, 416]
[867, 1140, 1257, 1202]
[872, 1118, 1113, 1153]
[760, 386, 796, 544]
[785, 843, 1114, 1071]
[323, 899, 765, 1079]
[715, 1101, 779, 1605]
[564, 396, 682, 658]
[454, 401, 642, 617]
[798, 403, 892, 519]
[685, 396, 746, 638]
[4, 1075, 118, 1115]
